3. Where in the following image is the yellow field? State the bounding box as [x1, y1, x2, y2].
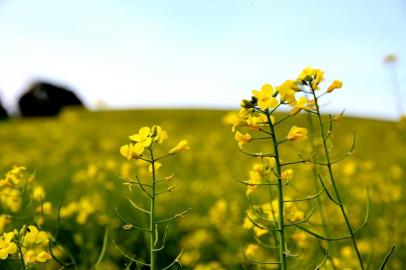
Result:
[0, 108, 404, 269]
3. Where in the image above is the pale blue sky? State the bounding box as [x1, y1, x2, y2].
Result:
[0, 0, 405, 119]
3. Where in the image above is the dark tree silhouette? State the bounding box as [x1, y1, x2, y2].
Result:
[18, 81, 84, 116]
[0, 97, 8, 120]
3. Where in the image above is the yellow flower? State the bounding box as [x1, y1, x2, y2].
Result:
[223, 110, 248, 132]
[242, 215, 253, 230]
[290, 96, 312, 115]
[151, 125, 168, 144]
[234, 131, 252, 149]
[169, 140, 190, 155]
[24, 250, 51, 264]
[34, 251, 52, 263]
[298, 67, 324, 89]
[312, 69, 324, 89]
[0, 231, 17, 260]
[281, 169, 294, 181]
[120, 143, 145, 160]
[76, 198, 95, 224]
[383, 54, 397, 63]
[35, 202, 53, 215]
[0, 188, 22, 212]
[149, 162, 162, 172]
[32, 186, 46, 201]
[253, 227, 267, 237]
[23, 226, 49, 247]
[252, 84, 278, 110]
[246, 114, 270, 130]
[292, 231, 308, 248]
[327, 80, 343, 93]
[60, 201, 79, 218]
[245, 244, 259, 257]
[0, 216, 10, 234]
[287, 126, 308, 141]
[1, 166, 26, 186]
[129, 127, 152, 147]
[276, 80, 298, 104]
[122, 127, 153, 159]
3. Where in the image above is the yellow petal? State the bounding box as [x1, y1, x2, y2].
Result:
[261, 84, 274, 96]
[139, 127, 151, 138]
[129, 134, 141, 142]
[327, 80, 343, 93]
[120, 144, 132, 160]
[133, 143, 145, 156]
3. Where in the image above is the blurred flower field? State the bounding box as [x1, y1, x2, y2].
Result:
[0, 107, 405, 269]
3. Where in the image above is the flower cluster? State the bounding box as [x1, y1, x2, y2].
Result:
[229, 67, 353, 269]
[120, 125, 189, 160]
[227, 66, 343, 151]
[21, 225, 52, 264]
[0, 225, 51, 265]
[117, 125, 190, 270]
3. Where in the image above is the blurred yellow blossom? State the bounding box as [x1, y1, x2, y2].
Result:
[169, 140, 190, 155]
[290, 96, 312, 115]
[277, 80, 298, 104]
[32, 186, 46, 201]
[287, 126, 308, 141]
[152, 125, 168, 144]
[149, 162, 162, 172]
[327, 80, 343, 93]
[234, 131, 252, 149]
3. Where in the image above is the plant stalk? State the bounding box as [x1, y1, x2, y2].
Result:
[265, 110, 287, 270]
[149, 148, 156, 270]
[311, 89, 364, 270]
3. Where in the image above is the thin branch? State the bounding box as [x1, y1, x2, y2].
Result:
[161, 250, 183, 270]
[119, 175, 152, 187]
[153, 226, 169, 252]
[318, 175, 340, 206]
[246, 211, 280, 232]
[127, 197, 151, 214]
[379, 245, 396, 270]
[283, 188, 324, 202]
[154, 208, 191, 224]
[292, 223, 351, 241]
[135, 176, 153, 198]
[285, 202, 316, 227]
[113, 241, 150, 267]
[114, 208, 150, 232]
[314, 248, 329, 270]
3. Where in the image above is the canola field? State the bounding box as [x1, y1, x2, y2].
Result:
[0, 107, 405, 270]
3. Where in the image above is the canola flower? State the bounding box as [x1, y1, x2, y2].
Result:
[0, 225, 51, 267]
[287, 126, 308, 141]
[252, 84, 278, 110]
[0, 231, 17, 260]
[118, 125, 190, 270]
[229, 77, 313, 270]
[296, 66, 368, 269]
[226, 66, 395, 269]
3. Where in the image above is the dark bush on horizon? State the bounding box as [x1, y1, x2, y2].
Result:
[18, 81, 84, 116]
[0, 98, 8, 120]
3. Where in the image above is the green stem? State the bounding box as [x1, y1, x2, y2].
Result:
[149, 148, 157, 270]
[266, 110, 287, 270]
[306, 110, 337, 270]
[18, 246, 26, 270]
[311, 89, 364, 270]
